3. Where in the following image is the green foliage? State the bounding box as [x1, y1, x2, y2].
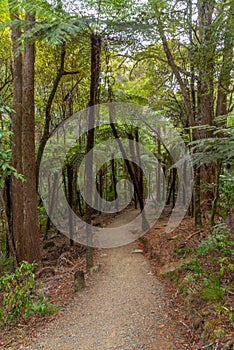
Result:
[190, 115, 234, 166]
[201, 277, 224, 302]
[0, 107, 25, 187]
[219, 163, 234, 216]
[173, 222, 233, 339]
[3, 0, 150, 48]
[178, 264, 226, 306]
[0, 127, 24, 188]
[0, 261, 54, 325]
[186, 259, 202, 274]
[196, 224, 233, 256]
[177, 224, 233, 303]
[38, 205, 48, 227]
[196, 224, 234, 282]
[0, 250, 13, 274]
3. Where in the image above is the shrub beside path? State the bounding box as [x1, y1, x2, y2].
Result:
[27, 211, 187, 350]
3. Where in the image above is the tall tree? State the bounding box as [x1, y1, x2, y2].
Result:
[21, 11, 41, 263]
[216, 1, 234, 118]
[9, 0, 24, 261]
[197, 0, 215, 135]
[85, 33, 101, 270]
[149, 0, 233, 225]
[8, 1, 41, 263]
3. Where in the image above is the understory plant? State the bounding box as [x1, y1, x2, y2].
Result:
[0, 261, 54, 325]
[175, 223, 234, 341]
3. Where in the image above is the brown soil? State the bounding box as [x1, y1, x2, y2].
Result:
[1, 207, 190, 350]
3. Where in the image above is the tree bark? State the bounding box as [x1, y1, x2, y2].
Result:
[21, 12, 41, 263]
[135, 128, 144, 205]
[111, 155, 118, 211]
[0, 190, 18, 268]
[197, 0, 215, 135]
[9, 2, 24, 263]
[216, 2, 233, 118]
[194, 166, 202, 229]
[85, 33, 101, 271]
[67, 164, 74, 246]
[197, 0, 216, 202]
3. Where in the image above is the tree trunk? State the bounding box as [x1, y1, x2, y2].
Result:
[36, 43, 80, 190]
[156, 138, 161, 202]
[210, 161, 222, 226]
[197, 0, 216, 202]
[135, 128, 144, 205]
[9, 2, 24, 263]
[111, 155, 118, 211]
[216, 2, 233, 118]
[45, 171, 58, 239]
[0, 190, 17, 268]
[67, 164, 74, 246]
[98, 169, 103, 213]
[194, 165, 202, 229]
[21, 12, 41, 263]
[166, 168, 176, 208]
[197, 0, 215, 135]
[108, 107, 149, 231]
[155, 5, 203, 227]
[36, 45, 65, 189]
[85, 33, 101, 271]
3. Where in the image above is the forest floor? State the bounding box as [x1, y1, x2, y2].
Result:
[1, 207, 233, 350]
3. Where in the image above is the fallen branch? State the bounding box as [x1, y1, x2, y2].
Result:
[198, 341, 216, 349]
[179, 320, 191, 332]
[227, 289, 234, 296]
[183, 230, 202, 245]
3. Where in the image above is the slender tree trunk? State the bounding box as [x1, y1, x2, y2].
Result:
[156, 4, 203, 227]
[197, 0, 215, 135]
[99, 169, 103, 213]
[85, 33, 101, 271]
[128, 132, 139, 205]
[77, 190, 83, 217]
[67, 164, 74, 246]
[135, 128, 144, 204]
[197, 0, 216, 203]
[156, 138, 161, 202]
[166, 168, 176, 208]
[4, 176, 16, 263]
[216, 2, 233, 118]
[194, 165, 202, 229]
[111, 155, 118, 211]
[0, 190, 17, 268]
[188, 0, 196, 127]
[210, 161, 222, 226]
[156, 8, 192, 119]
[21, 12, 41, 263]
[36, 44, 66, 189]
[45, 171, 58, 238]
[107, 78, 149, 229]
[36, 44, 79, 190]
[108, 105, 149, 230]
[9, 2, 24, 263]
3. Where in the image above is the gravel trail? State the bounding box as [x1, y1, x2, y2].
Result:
[27, 212, 185, 350]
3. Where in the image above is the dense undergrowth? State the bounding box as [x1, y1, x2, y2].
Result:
[0, 260, 56, 326]
[172, 223, 234, 346]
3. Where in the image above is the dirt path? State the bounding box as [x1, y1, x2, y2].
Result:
[26, 210, 186, 350]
